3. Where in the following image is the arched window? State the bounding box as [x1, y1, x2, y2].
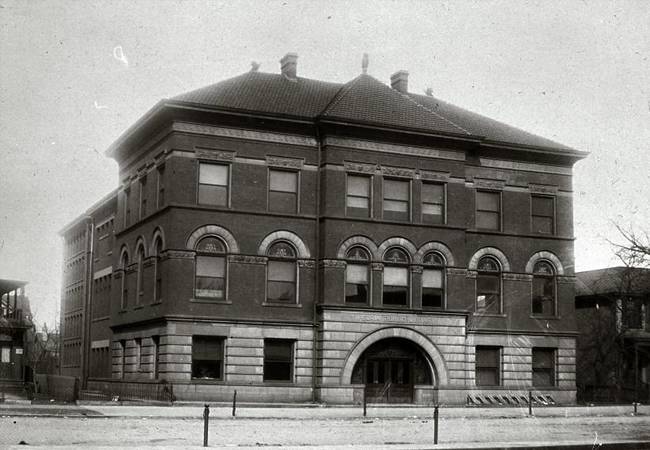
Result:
[195, 236, 227, 300]
[267, 241, 297, 303]
[345, 246, 370, 304]
[532, 261, 555, 316]
[136, 244, 145, 305]
[422, 252, 445, 309]
[153, 237, 163, 302]
[382, 247, 409, 306]
[120, 251, 129, 310]
[476, 256, 501, 314]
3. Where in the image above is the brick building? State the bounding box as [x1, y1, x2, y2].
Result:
[1, 279, 32, 391]
[59, 54, 586, 404]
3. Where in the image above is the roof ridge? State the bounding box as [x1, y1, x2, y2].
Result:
[319, 74, 364, 117]
[404, 94, 470, 135]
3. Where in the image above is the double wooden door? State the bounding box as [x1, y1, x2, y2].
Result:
[365, 358, 413, 403]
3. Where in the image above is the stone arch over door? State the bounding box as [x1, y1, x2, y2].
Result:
[340, 327, 449, 386]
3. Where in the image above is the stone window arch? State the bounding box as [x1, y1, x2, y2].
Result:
[415, 241, 455, 266]
[337, 236, 378, 260]
[525, 251, 564, 276]
[258, 230, 310, 259]
[186, 225, 239, 254]
[152, 234, 164, 303]
[468, 247, 510, 272]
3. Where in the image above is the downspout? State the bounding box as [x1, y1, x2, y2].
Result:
[311, 123, 323, 403]
[81, 217, 95, 390]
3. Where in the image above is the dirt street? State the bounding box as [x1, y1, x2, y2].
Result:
[1, 407, 649, 448]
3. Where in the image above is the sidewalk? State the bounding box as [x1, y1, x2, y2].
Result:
[1, 401, 647, 419]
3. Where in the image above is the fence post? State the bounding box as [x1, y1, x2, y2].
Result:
[363, 389, 367, 417]
[528, 390, 533, 416]
[634, 402, 638, 416]
[232, 390, 237, 417]
[203, 404, 210, 447]
[433, 404, 439, 445]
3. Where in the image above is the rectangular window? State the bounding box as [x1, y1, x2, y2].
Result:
[120, 340, 126, 379]
[532, 348, 555, 387]
[192, 336, 224, 380]
[476, 273, 500, 314]
[198, 163, 229, 206]
[152, 336, 160, 379]
[269, 169, 298, 213]
[123, 188, 130, 228]
[422, 268, 443, 308]
[475, 346, 501, 386]
[134, 338, 142, 371]
[346, 175, 371, 217]
[383, 179, 410, 221]
[139, 176, 147, 219]
[264, 339, 294, 382]
[1, 347, 10, 363]
[345, 264, 368, 303]
[476, 191, 500, 230]
[195, 256, 225, 299]
[267, 261, 296, 303]
[157, 165, 165, 209]
[624, 297, 643, 329]
[532, 276, 555, 316]
[383, 267, 408, 306]
[422, 182, 445, 224]
[532, 195, 554, 234]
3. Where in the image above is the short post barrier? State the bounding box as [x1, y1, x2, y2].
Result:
[232, 390, 237, 417]
[203, 404, 210, 447]
[634, 402, 638, 416]
[528, 390, 533, 416]
[363, 390, 367, 417]
[433, 404, 439, 445]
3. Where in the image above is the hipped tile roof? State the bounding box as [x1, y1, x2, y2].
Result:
[172, 70, 574, 152]
[575, 267, 650, 297]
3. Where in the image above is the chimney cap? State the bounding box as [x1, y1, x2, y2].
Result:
[280, 52, 298, 80]
[390, 70, 409, 94]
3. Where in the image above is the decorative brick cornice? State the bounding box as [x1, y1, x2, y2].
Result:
[143, 257, 156, 268]
[266, 155, 304, 170]
[298, 259, 316, 268]
[410, 265, 423, 274]
[228, 255, 266, 265]
[161, 250, 195, 260]
[502, 273, 533, 282]
[174, 122, 317, 147]
[480, 157, 572, 176]
[320, 259, 346, 269]
[466, 270, 477, 279]
[344, 161, 377, 174]
[381, 165, 414, 179]
[557, 276, 576, 284]
[447, 268, 467, 277]
[195, 148, 236, 162]
[371, 262, 384, 271]
[326, 137, 465, 161]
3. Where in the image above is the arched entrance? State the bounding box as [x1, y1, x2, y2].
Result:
[351, 338, 433, 403]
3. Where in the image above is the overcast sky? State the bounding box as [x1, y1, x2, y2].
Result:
[1, 0, 648, 328]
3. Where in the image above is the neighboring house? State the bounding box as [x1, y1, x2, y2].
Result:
[575, 267, 650, 403]
[0, 279, 32, 390]
[59, 53, 586, 404]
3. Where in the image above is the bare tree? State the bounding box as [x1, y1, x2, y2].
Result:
[610, 224, 650, 268]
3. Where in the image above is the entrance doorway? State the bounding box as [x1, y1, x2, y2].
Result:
[351, 338, 433, 403]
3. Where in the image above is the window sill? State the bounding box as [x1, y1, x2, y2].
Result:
[118, 309, 128, 314]
[190, 298, 232, 305]
[530, 315, 560, 320]
[262, 380, 295, 385]
[133, 305, 144, 310]
[262, 302, 302, 308]
[473, 312, 507, 318]
[151, 300, 163, 305]
[191, 378, 226, 384]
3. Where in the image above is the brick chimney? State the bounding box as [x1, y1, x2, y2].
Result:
[390, 70, 409, 94]
[280, 53, 298, 80]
